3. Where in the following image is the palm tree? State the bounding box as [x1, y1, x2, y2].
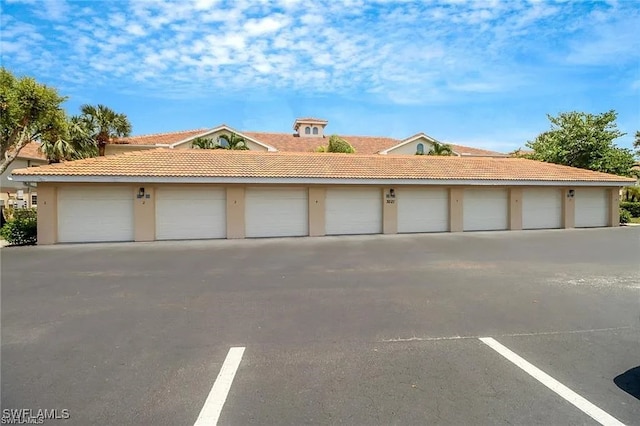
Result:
[218, 132, 249, 150]
[191, 137, 217, 149]
[428, 141, 454, 156]
[79, 104, 132, 156]
[39, 115, 97, 163]
[192, 133, 249, 150]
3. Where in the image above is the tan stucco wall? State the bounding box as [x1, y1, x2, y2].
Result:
[36, 185, 57, 245]
[1, 159, 46, 189]
[296, 123, 325, 138]
[35, 183, 622, 245]
[1, 159, 29, 190]
[134, 186, 155, 241]
[509, 188, 523, 230]
[382, 187, 398, 234]
[1, 158, 46, 207]
[608, 187, 620, 227]
[386, 138, 435, 155]
[0, 190, 38, 208]
[243, 139, 270, 151]
[562, 188, 575, 228]
[226, 186, 245, 239]
[449, 187, 464, 232]
[308, 187, 326, 236]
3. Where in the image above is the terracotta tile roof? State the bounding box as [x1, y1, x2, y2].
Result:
[295, 117, 328, 122]
[12, 149, 634, 183]
[449, 144, 509, 157]
[112, 127, 506, 156]
[242, 131, 398, 154]
[115, 129, 209, 145]
[16, 142, 47, 161]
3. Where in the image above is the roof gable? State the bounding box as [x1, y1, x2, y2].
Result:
[379, 133, 445, 156]
[168, 125, 277, 151]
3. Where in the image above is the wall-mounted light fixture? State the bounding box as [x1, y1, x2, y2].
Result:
[137, 187, 145, 199]
[389, 188, 395, 198]
[568, 189, 575, 198]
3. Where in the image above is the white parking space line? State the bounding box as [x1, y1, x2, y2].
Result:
[480, 337, 625, 426]
[194, 346, 246, 426]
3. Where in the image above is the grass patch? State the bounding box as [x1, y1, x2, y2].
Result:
[630, 217, 640, 224]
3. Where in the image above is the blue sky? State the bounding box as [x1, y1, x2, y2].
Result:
[1, 0, 639, 152]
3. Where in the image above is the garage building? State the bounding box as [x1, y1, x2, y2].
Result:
[11, 149, 634, 244]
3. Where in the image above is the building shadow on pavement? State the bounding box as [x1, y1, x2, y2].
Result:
[614, 366, 640, 400]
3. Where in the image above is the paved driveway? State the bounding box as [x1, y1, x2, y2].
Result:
[2, 228, 639, 425]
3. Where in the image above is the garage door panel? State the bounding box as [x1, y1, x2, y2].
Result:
[156, 188, 226, 240]
[326, 188, 382, 235]
[575, 188, 608, 228]
[58, 187, 134, 243]
[245, 187, 308, 238]
[463, 188, 508, 231]
[397, 188, 449, 233]
[522, 188, 562, 230]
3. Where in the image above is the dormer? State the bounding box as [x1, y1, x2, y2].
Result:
[293, 117, 328, 138]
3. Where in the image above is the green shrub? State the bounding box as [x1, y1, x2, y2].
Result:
[327, 135, 355, 153]
[0, 208, 37, 246]
[620, 208, 632, 224]
[620, 201, 640, 217]
[622, 186, 640, 202]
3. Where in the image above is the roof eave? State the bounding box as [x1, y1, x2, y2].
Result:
[9, 174, 633, 187]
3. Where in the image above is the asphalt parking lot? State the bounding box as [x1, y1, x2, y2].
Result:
[2, 228, 639, 425]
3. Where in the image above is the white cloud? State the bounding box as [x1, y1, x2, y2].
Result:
[32, 0, 70, 21]
[1, 0, 637, 105]
[243, 15, 288, 36]
[126, 23, 146, 37]
[194, 0, 220, 11]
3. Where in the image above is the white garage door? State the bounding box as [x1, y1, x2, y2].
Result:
[156, 187, 226, 240]
[397, 188, 448, 233]
[522, 188, 562, 229]
[575, 188, 608, 228]
[58, 186, 134, 243]
[245, 187, 308, 237]
[326, 187, 382, 235]
[463, 188, 508, 231]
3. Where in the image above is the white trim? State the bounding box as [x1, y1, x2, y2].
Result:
[379, 133, 447, 155]
[293, 118, 328, 131]
[10, 175, 630, 187]
[169, 125, 278, 152]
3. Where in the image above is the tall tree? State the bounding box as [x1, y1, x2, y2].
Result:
[525, 110, 635, 176]
[0, 68, 68, 174]
[428, 141, 454, 156]
[79, 104, 131, 156]
[634, 130, 639, 157]
[39, 115, 98, 162]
